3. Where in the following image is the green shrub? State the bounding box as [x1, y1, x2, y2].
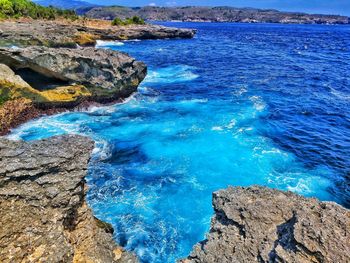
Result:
[0, 0, 78, 20]
[130, 16, 145, 25]
[112, 16, 146, 26]
[111, 17, 124, 26]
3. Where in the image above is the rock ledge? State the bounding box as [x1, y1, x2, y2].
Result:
[181, 186, 350, 263]
[0, 135, 137, 263]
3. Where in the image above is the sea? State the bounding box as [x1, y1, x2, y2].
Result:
[8, 22, 350, 263]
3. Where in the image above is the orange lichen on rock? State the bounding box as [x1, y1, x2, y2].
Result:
[73, 32, 98, 46]
[39, 85, 92, 106]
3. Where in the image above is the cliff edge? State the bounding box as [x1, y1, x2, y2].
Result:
[0, 135, 137, 263]
[181, 186, 350, 263]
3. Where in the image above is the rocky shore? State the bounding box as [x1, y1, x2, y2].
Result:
[2, 138, 349, 263]
[1, 16, 349, 263]
[181, 186, 350, 263]
[0, 135, 138, 262]
[0, 18, 198, 262]
[0, 19, 195, 135]
[0, 19, 196, 48]
[0, 45, 147, 134]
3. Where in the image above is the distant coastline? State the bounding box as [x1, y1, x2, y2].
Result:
[80, 6, 350, 25]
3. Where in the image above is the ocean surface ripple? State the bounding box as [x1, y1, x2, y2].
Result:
[9, 23, 350, 263]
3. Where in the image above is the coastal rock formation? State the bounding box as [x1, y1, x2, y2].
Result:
[0, 46, 147, 103]
[0, 135, 137, 263]
[0, 46, 147, 134]
[0, 20, 196, 48]
[181, 186, 350, 263]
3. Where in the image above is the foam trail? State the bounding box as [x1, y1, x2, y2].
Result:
[144, 65, 199, 84]
[96, 40, 125, 47]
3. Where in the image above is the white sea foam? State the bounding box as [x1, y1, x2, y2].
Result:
[180, 98, 208, 104]
[330, 87, 350, 101]
[7, 114, 82, 142]
[227, 119, 237, 129]
[144, 65, 199, 84]
[92, 138, 109, 158]
[10, 45, 20, 50]
[95, 40, 125, 47]
[232, 85, 248, 96]
[211, 126, 223, 131]
[249, 96, 266, 111]
[212, 119, 236, 132]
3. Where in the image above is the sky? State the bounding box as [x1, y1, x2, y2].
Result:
[85, 0, 350, 16]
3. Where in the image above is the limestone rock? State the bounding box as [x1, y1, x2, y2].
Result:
[0, 46, 147, 102]
[181, 186, 350, 263]
[0, 63, 31, 89]
[0, 20, 196, 48]
[0, 135, 138, 263]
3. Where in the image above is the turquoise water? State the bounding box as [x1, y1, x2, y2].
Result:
[9, 23, 350, 262]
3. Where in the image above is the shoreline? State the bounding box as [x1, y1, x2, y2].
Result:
[83, 6, 350, 25]
[0, 20, 196, 261]
[0, 96, 134, 136]
[153, 20, 350, 25]
[1, 18, 350, 263]
[0, 19, 195, 263]
[0, 19, 196, 48]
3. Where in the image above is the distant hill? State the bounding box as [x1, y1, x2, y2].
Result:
[80, 6, 136, 19]
[82, 6, 350, 24]
[34, 0, 98, 10]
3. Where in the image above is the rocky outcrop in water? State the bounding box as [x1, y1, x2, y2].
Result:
[0, 135, 137, 263]
[181, 186, 350, 263]
[0, 20, 196, 48]
[0, 46, 146, 134]
[0, 46, 147, 103]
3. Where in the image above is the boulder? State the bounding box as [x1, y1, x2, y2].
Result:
[0, 46, 147, 103]
[0, 135, 137, 263]
[181, 186, 350, 263]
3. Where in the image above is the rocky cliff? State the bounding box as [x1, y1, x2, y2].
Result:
[0, 46, 147, 103]
[0, 46, 147, 134]
[0, 19, 196, 48]
[0, 135, 137, 262]
[83, 6, 350, 25]
[181, 186, 350, 263]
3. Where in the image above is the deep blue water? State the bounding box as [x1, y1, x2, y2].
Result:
[9, 23, 350, 262]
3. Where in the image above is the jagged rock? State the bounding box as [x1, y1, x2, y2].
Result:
[0, 20, 196, 48]
[0, 45, 146, 134]
[86, 24, 196, 40]
[181, 186, 350, 263]
[0, 46, 147, 102]
[0, 135, 137, 263]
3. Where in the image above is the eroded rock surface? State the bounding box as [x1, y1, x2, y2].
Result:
[181, 186, 350, 263]
[0, 20, 196, 48]
[0, 135, 137, 263]
[0, 46, 147, 102]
